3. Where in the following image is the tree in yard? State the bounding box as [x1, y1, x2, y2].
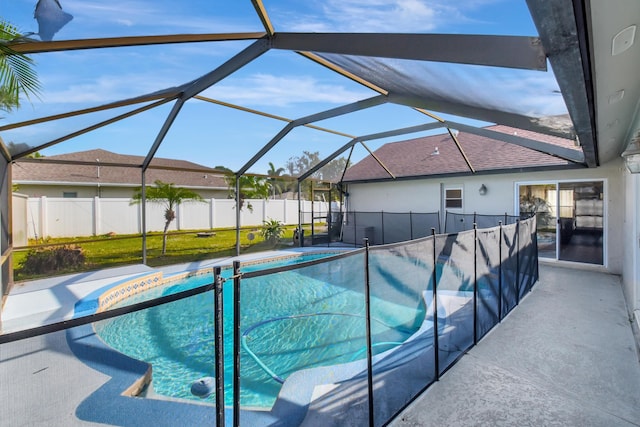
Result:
[285, 151, 351, 181]
[267, 161, 286, 198]
[220, 168, 271, 212]
[319, 156, 351, 182]
[1, 19, 41, 162]
[285, 150, 321, 178]
[131, 180, 204, 255]
[0, 20, 40, 113]
[281, 151, 350, 200]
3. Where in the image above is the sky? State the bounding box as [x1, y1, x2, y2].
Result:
[1, 0, 566, 176]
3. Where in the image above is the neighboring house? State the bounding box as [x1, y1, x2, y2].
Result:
[342, 124, 621, 272]
[11, 149, 229, 199]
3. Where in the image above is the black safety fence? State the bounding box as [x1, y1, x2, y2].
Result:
[0, 216, 537, 427]
[445, 211, 522, 233]
[341, 211, 441, 246]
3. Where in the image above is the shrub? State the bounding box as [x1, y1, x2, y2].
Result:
[261, 218, 284, 246]
[19, 245, 85, 275]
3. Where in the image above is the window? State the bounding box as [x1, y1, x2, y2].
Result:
[445, 188, 463, 209]
[63, 192, 77, 198]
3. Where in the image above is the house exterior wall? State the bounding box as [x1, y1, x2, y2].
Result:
[623, 167, 640, 331]
[622, 113, 640, 332]
[346, 180, 442, 213]
[12, 183, 227, 200]
[345, 159, 625, 274]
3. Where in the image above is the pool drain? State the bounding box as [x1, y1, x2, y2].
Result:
[190, 376, 215, 398]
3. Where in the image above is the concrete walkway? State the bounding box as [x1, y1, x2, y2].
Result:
[389, 264, 640, 427]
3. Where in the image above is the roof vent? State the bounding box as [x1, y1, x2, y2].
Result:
[431, 147, 439, 156]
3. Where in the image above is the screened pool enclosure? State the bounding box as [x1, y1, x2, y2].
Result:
[0, 1, 605, 425]
[2, 1, 595, 284]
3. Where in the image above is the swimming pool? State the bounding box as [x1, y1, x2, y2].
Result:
[93, 250, 425, 408]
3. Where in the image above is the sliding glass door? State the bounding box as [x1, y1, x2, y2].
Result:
[558, 182, 604, 264]
[518, 181, 604, 265]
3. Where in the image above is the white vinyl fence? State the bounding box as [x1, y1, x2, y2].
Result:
[15, 196, 328, 240]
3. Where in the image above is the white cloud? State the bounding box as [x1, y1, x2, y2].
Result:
[39, 70, 370, 110]
[203, 73, 370, 107]
[281, 0, 501, 33]
[41, 74, 174, 104]
[64, 0, 253, 34]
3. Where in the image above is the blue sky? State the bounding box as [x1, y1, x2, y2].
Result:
[2, 1, 564, 175]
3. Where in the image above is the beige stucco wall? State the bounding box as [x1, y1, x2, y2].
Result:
[346, 159, 626, 274]
[622, 171, 640, 318]
[622, 113, 640, 327]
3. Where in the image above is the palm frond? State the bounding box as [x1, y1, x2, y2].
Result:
[0, 20, 41, 111]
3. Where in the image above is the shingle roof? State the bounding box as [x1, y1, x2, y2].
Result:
[12, 149, 228, 189]
[343, 125, 583, 182]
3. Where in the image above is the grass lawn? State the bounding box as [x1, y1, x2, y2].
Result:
[12, 226, 299, 282]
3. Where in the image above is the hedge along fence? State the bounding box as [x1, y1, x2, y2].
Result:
[14, 196, 328, 240]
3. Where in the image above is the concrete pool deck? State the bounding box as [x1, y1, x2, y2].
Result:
[1, 262, 639, 426]
[390, 263, 640, 427]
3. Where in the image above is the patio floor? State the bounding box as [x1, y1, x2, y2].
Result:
[1, 262, 639, 426]
[389, 263, 640, 427]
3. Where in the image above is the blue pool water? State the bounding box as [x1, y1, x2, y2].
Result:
[93, 251, 424, 408]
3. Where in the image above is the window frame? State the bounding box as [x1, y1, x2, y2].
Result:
[445, 187, 463, 210]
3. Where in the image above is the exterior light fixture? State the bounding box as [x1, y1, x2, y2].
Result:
[479, 184, 487, 195]
[622, 131, 640, 173]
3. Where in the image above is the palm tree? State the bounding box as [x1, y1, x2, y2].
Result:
[0, 20, 40, 113]
[267, 162, 286, 198]
[223, 172, 271, 212]
[131, 180, 204, 255]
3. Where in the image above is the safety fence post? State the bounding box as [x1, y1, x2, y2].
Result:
[353, 212, 358, 248]
[233, 261, 241, 427]
[515, 220, 521, 305]
[363, 238, 375, 427]
[473, 223, 478, 345]
[498, 221, 503, 322]
[409, 211, 414, 240]
[431, 228, 439, 379]
[213, 267, 225, 427]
